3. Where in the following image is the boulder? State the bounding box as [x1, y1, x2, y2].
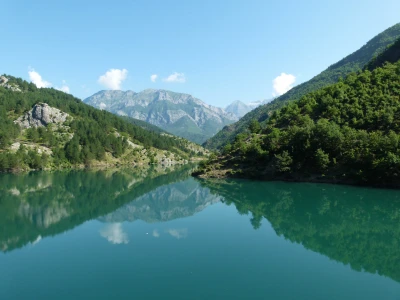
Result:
[15, 103, 70, 129]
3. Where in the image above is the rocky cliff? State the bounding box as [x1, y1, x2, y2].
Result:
[14, 103, 70, 129]
[0, 75, 21, 92]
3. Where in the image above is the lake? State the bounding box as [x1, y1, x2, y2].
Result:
[1, 165, 400, 299]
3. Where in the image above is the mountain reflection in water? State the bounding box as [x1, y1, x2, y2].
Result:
[0, 164, 219, 252]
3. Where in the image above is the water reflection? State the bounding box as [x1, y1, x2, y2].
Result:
[166, 228, 188, 239]
[0, 164, 218, 252]
[100, 223, 129, 244]
[98, 178, 220, 224]
[3, 166, 400, 288]
[198, 178, 400, 283]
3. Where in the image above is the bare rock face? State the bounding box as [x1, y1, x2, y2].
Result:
[15, 103, 70, 129]
[84, 89, 238, 144]
[0, 76, 9, 85]
[0, 76, 21, 92]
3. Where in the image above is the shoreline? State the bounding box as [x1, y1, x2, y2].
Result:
[192, 169, 400, 189]
[1, 159, 201, 174]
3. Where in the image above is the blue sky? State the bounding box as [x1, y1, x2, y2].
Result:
[2, 0, 400, 107]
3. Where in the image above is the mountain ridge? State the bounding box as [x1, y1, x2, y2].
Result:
[194, 41, 400, 187]
[204, 22, 400, 149]
[84, 89, 238, 144]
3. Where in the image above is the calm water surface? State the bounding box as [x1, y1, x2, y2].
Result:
[1, 165, 400, 299]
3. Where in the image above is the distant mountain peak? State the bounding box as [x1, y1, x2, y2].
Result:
[225, 99, 271, 118]
[84, 89, 237, 144]
[228, 100, 245, 105]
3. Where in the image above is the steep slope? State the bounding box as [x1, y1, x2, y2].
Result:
[204, 22, 400, 149]
[0, 75, 207, 172]
[194, 47, 400, 187]
[365, 37, 400, 70]
[84, 89, 237, 144]
[118, 115, 169, 134]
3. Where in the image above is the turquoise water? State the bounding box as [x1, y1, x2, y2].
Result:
[1, 166, 400, 299]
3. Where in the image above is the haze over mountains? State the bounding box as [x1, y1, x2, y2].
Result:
[224, 99, 270, 118]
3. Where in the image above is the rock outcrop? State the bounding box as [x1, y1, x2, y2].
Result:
[15, 103, 70, 129]
[0, 76, 9, 85]
[0, 76, 21, 92]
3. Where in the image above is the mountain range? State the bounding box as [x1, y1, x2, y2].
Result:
[84, 89, 238, 144]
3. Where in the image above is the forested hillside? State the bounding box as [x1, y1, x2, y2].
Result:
[194, 45, 400, 187]
[0, 76, 206, 172]
[204, 23, 400, 149]
[118, 116, 168, 134]
[365, 37, 400, 70]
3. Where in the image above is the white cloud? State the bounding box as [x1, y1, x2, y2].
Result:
[100, 223, 129, 244]
[150, 74, 158, 82]
[55, 80, 70, 93]
[98, 68, 128, 90]
[166, 228, 188, 239]
[163, 72, 186, 83]
[152, 229, 160, 238]
[28, 69, 70, 93]
[272, 73, 296, 96]
[57, 86, 70, 93]
[28, 69, 52, 88]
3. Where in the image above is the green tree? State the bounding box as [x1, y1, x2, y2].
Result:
[315, 148, 330, 171]
[65, 137, 80, 163]
[274, 151, 293, 173]
[249, 119, 261, 134]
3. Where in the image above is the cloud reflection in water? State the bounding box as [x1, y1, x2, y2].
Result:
[100, 223, 129, 244]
